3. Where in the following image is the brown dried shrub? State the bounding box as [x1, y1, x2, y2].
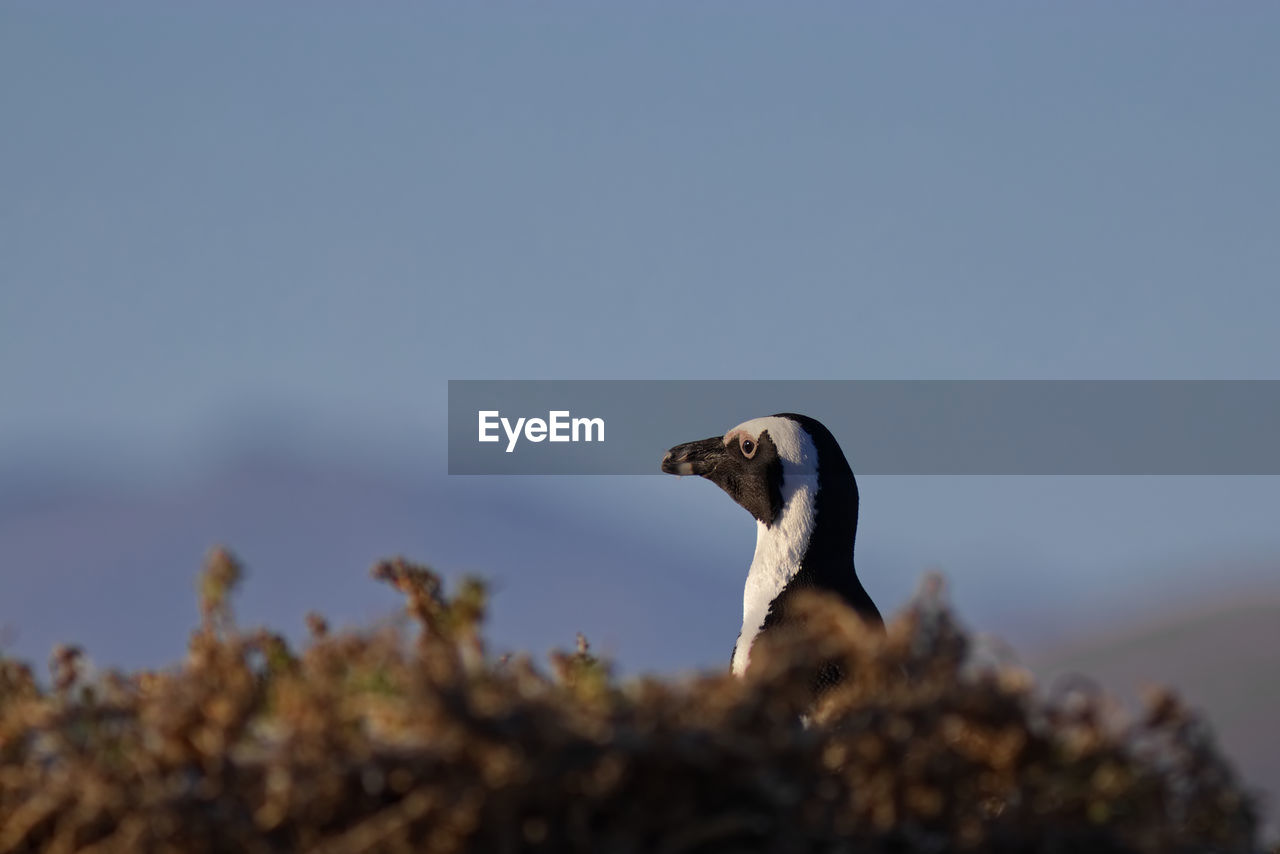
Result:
[0, 550, 1264, 853]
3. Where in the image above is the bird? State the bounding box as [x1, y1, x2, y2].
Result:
[661, 413, 882, 689]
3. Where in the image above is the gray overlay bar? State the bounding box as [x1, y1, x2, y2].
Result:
[448, 381, 1280, 475]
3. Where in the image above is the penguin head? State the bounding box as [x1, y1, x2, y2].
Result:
[661, 414, 827, 528]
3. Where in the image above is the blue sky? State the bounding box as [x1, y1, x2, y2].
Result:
[3, 5, 1280, 665]
[5, 5, 1279, 460]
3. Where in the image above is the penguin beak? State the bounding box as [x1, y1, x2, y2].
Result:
[661, 436, 728, 477]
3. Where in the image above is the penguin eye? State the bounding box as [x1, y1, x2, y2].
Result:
[740, 437, 756, 458]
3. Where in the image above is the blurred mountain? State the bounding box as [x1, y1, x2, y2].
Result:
[0, 451, 742, 677]
[1028, 596, 1280, 836]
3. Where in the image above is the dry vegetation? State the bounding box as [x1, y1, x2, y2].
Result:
[0, 549, 1269, 853]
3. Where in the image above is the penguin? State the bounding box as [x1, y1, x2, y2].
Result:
[661, 413, 882, 687]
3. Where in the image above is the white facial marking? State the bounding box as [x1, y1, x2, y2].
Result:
[729, 416, 820, 676]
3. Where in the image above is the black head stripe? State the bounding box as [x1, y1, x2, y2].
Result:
[705, 429, 784, 527]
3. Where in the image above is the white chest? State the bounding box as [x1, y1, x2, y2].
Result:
[731, 479, 816, 675]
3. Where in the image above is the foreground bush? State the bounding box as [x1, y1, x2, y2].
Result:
[0, 550, 1265, 853]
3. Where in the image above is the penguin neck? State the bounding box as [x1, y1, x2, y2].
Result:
[733, 474, 820, 676]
